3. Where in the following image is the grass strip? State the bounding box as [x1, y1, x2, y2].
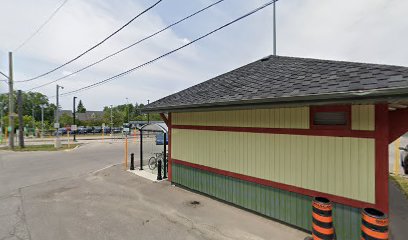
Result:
[0, 144, 80, 152]
[390, 174, 408, 199]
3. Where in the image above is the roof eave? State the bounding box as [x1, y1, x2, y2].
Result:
[143, 87, 408, 113]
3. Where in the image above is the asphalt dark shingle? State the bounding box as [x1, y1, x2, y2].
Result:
[145, 55, 408, 111]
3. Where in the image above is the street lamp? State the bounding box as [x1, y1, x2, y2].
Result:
[110, 105, 113, 137]
[73, 97, 77, 141]
[55, 84, 64, 148]
[147, 100, 150, 123]
[40, 104, 45, 138]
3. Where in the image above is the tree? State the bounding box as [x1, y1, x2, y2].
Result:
[77, 100, 86, 113]
[59, 113, 73, 127]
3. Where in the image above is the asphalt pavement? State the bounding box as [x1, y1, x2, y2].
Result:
[0, 143, 307, 240]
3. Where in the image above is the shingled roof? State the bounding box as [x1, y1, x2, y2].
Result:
[145, 55, 408, 112]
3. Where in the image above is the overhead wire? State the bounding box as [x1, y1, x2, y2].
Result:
[14, 0, 69, 52]
[26, 0, 226, 91]
[58, 0, 277, 98]
[16, 0, 163, 83]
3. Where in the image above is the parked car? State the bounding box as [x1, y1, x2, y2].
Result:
[85, 126, 93, 134]
[93, 126, 102, 133]
[103, 127, 111, 134]
[113, 127, 122, 134]
[54, 128, 67, 135]
[69, 129, 77, 134]
[77, 126, 87, 134]
[400, 145, 408, 174]
[155, 133, 168, 145]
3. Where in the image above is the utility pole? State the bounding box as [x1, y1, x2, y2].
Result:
[147, 100, 150, 124]
[0, 102, 3, 142]
[110, 105, 113, 133]
[32, 108, 35, 136]
[55, 84, 64, 148]
[17, 90, 24, 147]
[8, 52, 14, 149]
[273, 0, 277, 56]
[40, 105, 44, 138]
[73, 96, 77, 141]
[126, 97, 130, 123]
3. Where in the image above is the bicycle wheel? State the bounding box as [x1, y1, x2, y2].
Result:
[148, 157, 157, 170]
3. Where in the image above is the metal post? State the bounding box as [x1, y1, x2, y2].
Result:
[273, 1, 277, 56]
[126, 97, 130, 123]
[0, 102, 3, 143]
[130, 153, 135, 170]
[124, 134, 128, 169]
[73, 97, 77, 141]
[147, 100, 150, 123]
[41, 105, 44, 138]
[157, 158, 162, 181]
[8, 52, 14, 149]
[110, 105, 113, 137]
[163, 132, 167, 179]
[394, 138, 401, 174]
[32, 108, 35, 136]
[139, 130, 143, 170]
[55, 84, 63, 148]
[17, 90, 24, 148]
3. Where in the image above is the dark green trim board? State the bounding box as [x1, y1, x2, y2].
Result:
[172, 163, 362, 240]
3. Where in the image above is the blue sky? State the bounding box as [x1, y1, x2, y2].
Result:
[0, 0, 407, 110]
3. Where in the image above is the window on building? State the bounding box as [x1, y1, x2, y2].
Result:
[310, 106, 350, 129]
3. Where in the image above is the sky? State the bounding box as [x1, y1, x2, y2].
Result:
[0, 0, 407, 111]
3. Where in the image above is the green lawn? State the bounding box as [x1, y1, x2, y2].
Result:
[0, 144, 80, 152]
[390, 174, 408, 199]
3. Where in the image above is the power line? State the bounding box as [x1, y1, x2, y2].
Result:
[27, 0, 226, 91]
[14, 0, 69, 52]
[16, 0, 163, 83]
[59, 0, 277, 98]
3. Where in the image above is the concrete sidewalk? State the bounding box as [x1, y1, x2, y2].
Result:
[390, 180, 408, 240]
[5, 165, 308, 240]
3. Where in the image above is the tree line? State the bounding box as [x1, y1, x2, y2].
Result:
[0, 91, 161, 133]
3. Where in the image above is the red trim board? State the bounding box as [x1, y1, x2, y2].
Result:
[172, 125, 375, 139]
[172, 158, 376, 210]
[388, 108, 408, 143]
[160, 113, 170, 126]
[168, 113, 172, 181]
[375, 104, 389, 213]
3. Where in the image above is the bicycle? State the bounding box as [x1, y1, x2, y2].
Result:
[148, 152, 163, 170]
[148, 152, 169, 177]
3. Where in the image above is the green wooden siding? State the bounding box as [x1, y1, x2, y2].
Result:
[172, 163, 361, 240]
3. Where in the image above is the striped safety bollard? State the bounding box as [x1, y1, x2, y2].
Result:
[312, 197, 335, 240]
[361, 208, 389, 240]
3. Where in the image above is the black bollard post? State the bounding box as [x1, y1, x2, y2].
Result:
[163, 133, 167, 179]
[157, 159, 163, 181]
[130, 153, 135, 170]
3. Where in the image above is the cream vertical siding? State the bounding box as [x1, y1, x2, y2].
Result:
[351, 105, 375, 131]
[172, 129, 375, 203]
[172, 107, 310, 129]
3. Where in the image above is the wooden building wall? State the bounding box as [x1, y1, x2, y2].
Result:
[170, 104, 378, 240]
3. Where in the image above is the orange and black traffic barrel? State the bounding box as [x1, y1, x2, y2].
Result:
[361, 208, 389, 240]
[312, 197, 335, 240]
